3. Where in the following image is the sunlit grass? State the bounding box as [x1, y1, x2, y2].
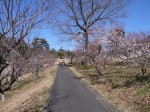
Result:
[71, 63, 150, 112]
[0, 65, 57, 112]
[137, 86, 150, 96]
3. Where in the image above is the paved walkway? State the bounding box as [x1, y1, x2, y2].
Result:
[45, 64, 114, 112]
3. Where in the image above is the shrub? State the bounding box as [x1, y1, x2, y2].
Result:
[111, 83, 119, 89]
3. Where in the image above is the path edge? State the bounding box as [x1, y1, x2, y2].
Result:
[68, 67, 121, 112]
[43, 64, 59, 112]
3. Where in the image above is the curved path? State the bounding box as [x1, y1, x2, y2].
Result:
[45, 64, 118, 112]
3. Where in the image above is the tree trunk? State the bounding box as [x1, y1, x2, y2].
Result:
[35, 71, 39, 84]
[141, 66, 147, 76]
[0, 86, 5, 101]
[1, 92, 5, 101]
[94, 62, 103, 78]
[83, 30, 89, 64]
[141, 59, 148, 76]
[84, 30, 89, 53]
[96, 67, 103, 77]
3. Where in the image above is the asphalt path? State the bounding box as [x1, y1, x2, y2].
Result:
[45, 64, 114, 112]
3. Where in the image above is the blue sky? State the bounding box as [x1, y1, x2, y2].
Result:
[123, 0, 150, 32]
[36, 0, 150, 50]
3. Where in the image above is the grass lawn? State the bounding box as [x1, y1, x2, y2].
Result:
[70, 64, 150, 112]
[0, 65, 58, 112]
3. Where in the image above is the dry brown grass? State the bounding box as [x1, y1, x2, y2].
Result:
[0, 65, 58, 112]
[69, 64, 150, 112]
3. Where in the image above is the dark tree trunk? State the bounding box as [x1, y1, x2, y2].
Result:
[141, 66, 147, 76]
[93, 60, 103, 78]
[84, 30, 89, 53]
[1, 91, 5, 101]
[96, 66, 103, 77]
[141, 59, 148, 76]
[0, 83, 5, 101]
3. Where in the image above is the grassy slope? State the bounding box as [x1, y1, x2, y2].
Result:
[70, 64, 150, 112]
[0, 65, 58, 112]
